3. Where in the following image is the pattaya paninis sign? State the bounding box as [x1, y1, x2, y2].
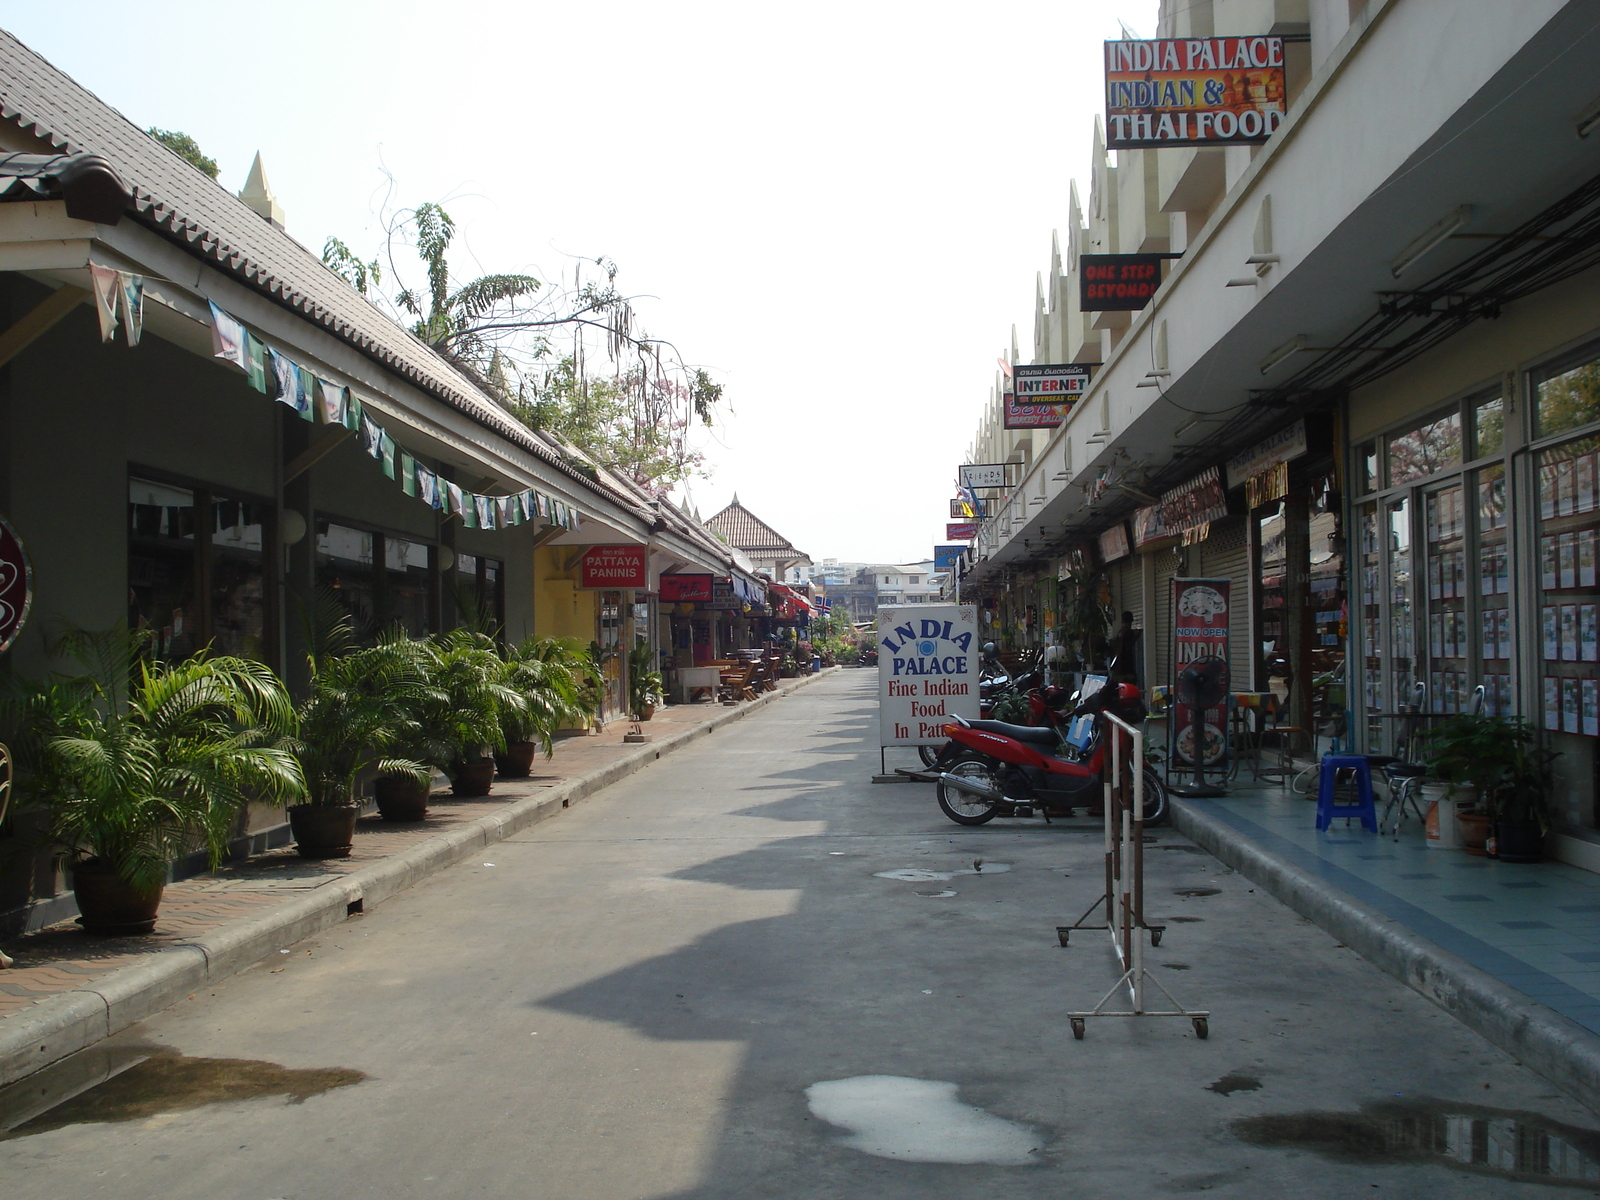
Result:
[1105, 37, 1286, 149]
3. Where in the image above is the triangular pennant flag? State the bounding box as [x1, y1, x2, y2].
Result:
[208, 301, 249, 370]
[116, 272, 144, 346]
[499, 495, 517, 526]
[243, 331, 269, 393]
[268, 347, 305, 414]
[294, 364, 317, 421]
[474, 494, 495, 529]
[536, 493, 550, 521]
[518, 491, 534, 523]
[417, 465, 439, 510]
[345, 393, 363, 433]
[400, 452, 417, 497]
[462, 492, 479, 528]
[89, 264, 120, 342]
[447, 481, 466, 519]
[360, 414, 383, 459]
[378, 432, 397, 479]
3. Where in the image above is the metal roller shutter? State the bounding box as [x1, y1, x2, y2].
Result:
[1198, 518, 1253, 690]
[1149, 545, 1177, 689]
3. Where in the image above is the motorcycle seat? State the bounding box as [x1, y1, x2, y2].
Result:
[966, 719, 1061, 746]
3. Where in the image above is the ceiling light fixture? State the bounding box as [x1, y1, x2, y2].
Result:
[1578, 93, 1600, 139]
[1259, 334, 1307, 375]
[1391, 205, 1472, 277]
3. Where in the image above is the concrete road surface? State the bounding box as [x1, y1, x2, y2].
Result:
[3, 670, 1596, 1198]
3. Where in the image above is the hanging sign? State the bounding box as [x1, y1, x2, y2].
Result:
[1013, 363, 1091, 409]
[1224, 418, 1307, 488]
[1105, 37, 1287, 149]
[1171, 578, 1231, 768]
[658, 573, 713, 602]
[946, 522, 978, 540]
[933, 545, 965, 571]
[1098, 522, 1131, 563]
[1161, 466, 1229, 534]
[959, 464, 1007, 489]
[699, 579, 741, 610]
[1080, 254, 1165, 311]
[579, 545, 647, 588]
[0, 513, 33, 654]
[950, 498, 988, 519]
[878, 605, 980, 746]
[1003, 393, 1065, 430]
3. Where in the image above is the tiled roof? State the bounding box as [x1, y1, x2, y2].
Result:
[0, 29, 598, 491]
[704, 497, 805, 557]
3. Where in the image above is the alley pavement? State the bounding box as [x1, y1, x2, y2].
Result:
[3, 669, 1598, 1198]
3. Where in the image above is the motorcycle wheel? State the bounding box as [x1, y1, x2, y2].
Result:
[1140, 766, 1170, 827]
[918, 744, 942, 768]
[936, 755, 1002, 826]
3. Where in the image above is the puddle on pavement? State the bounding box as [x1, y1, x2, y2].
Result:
[874, 864, 1012, 883]
[1234, 1099, 1600, 1186]
[805, 1075, 1042, 1165]
[0, 1045, 366, 1138]
[1207, 1072, 1261, 1095]
[1167, 916, 1205, 923]
[1173, 887, 1221, 897]
[915, 889, 957, 898]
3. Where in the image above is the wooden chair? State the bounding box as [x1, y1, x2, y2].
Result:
[719, 662, 757, 703]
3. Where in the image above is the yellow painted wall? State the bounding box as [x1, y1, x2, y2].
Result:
[534, 545, 597, 642]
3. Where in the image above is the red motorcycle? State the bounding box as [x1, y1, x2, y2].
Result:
[931, 680, 1168, 827]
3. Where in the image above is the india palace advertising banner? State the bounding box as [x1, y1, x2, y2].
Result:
[1171, 578, 1230, 768]
[878, 605, 979, 746]
[1105, 36, 1287, 150]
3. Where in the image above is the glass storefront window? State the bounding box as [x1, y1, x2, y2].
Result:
[1387, 496, 1414, 711]
[1537, 349, 1600, 439]
[1423, 483, 1467, 714]
[1473, 392, 1505, 458]
[210, 499, 267, 661]
[1388, 410, 1462, 487]
[1358, 442, 1378, 495]
[128, 479, 198, 661]
[386, 536, 432, 637]
[1359, 501, 1383, 745]
[317, 522, 377, 642]
[1476, 464, 1510, 715]
[452, 552, 505, 633]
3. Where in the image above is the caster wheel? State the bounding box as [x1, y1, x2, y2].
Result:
[1192, 1017, 1209, 1039]
[1057, 927, 1071, 947]
[1151, 929, 1163, 947]
[1071, 1018, 1086, 1040]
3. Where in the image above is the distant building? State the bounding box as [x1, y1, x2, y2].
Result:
[810, 561, 943, 621]
[704, 495, 813, 585]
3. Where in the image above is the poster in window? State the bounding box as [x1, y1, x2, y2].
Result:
[1566, 678, 1582, 734]
[1488, 674, 1502, 718]
[1428, 557, 1441, 601]
[1542, 536, 1558, 590]
[1497, 547, 1511, 594]
[1563, 604, 1580, 661]
[1425, 500, 1439, 544]
[1546, 677, 1562, 729]
[1430, 672, 1443, 709]
[1586, 678, 1599, 736]
[1498, 608, 1514, 660]
[1430, 613, 1443, 658]
[1480, 546, 1496, 596]
[1560, 459, 1577, 517]
[1481, 610, 1497, 660]
[1544, 606, 1560, 660]
[1542, 463, 1558, 520]
[1584, 603, 1598, 662]
[1561, 532, 1578, 589]
[1581, 454, 1597, 513]
[1456, 550, 1469, 598]
[1454, 611, 1466, 658]
[1585, 529, 1599, 588]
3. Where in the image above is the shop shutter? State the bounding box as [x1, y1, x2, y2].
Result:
[1199, 517, 1253, 690]
[1149, 546, 1178, 689]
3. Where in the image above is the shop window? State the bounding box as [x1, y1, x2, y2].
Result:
[1387, 410, 1461, 487]
[129, 477, 269, 664]
[452, 553, 505, 633]
[1424, 483, 1468, 714]
[1387, 496, 1415, 712]
[1536, 436, 1600, 775]
[1476, 464, 1511, 715]
[1472, 392, 1505, 459]
[1358, 442, 1378, 495]
[317, 523, 377, 642]
[1358, 501, 1383, 743]
[1537, 349, 1600, 439]
[386, 536, 433, 637]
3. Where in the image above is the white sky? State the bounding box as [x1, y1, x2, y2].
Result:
[5, 0, 1158, 564]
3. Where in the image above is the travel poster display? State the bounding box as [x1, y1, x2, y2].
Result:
[1538, 442, 1600, 737]
[1170, 578, 1230, 769]
[878, 605, 980, 746]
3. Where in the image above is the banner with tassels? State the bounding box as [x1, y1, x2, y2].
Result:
[198, 300, 578, 532]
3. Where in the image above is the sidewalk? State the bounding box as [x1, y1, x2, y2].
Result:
[0, 668, 839, 1086]
[1173, 779, 1600, 1114]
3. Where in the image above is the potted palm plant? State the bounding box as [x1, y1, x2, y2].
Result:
[1, 626, 303, 932]
[494, 637, 594, 775]
[1487, 727, 1557, 863]
[290, 630, 436, 850]
[1420, 713, 1502, 852]
[404, 630, 524, 800]
[627, 641, 664, 721]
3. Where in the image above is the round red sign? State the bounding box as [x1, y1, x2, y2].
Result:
[0, 513, 33, 654]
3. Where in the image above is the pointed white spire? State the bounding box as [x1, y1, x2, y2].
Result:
[239, 152, 286, 229]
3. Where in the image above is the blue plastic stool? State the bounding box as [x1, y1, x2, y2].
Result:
[1315, 754, 1377, 832]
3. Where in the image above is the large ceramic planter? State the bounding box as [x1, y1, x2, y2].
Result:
[374, 773, 430, 821]
[451, 760, 495, 797]
[636, 703, 656, 722]
[1456, 809, 1491, 854]
[288, 803, 359, 858]
[1492, 819, 1544, 863]
[495, 741, 539, 778]
[72, 860, 163, 936]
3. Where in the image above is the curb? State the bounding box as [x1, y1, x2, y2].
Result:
[1172, 797, 1600, 1115]
[0, 667, 841, 1087]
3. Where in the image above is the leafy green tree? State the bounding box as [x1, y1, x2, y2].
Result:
[146, 129, 218, 179]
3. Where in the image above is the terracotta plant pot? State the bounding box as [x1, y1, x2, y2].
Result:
[495, 741, 539, 778]
[1456, 809, 1491, 854]
[637, 703, 656, 722]
[451, 759, 496, 797]
[72, 860, 164, 936]
[374, 773, 431, 821]
[288, 803, 359, 858]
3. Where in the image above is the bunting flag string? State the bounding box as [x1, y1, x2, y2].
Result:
[196, 300, 578, 532]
